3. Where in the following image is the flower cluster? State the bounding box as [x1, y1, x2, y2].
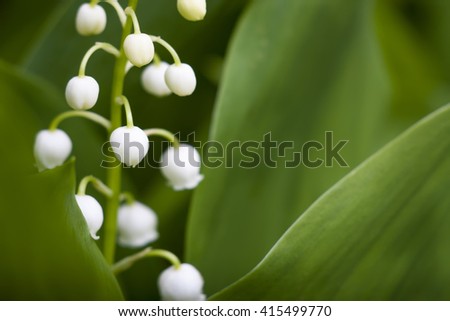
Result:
[33, 0, 206, 301]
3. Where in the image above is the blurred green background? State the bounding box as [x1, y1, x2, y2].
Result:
[0, 0, 449, 300]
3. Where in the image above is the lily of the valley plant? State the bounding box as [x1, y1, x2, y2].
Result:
[33, 0, 207, 301]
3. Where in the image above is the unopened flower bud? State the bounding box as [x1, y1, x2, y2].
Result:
[34, 129, 72, 171]
[117, 202, 158, 248]
[65, 76, 99, 110]
[177, 0, 207, 22]
[165, 63, 196, 96]
[124, 34, 154, 68]
[76, 3, 107, 36]
[160, 144, 203, 191]
[141, 62, 172, 97]
[158, 263, 206, 301]
[75, 195, 103, 240]
[110, 126, 149, 167]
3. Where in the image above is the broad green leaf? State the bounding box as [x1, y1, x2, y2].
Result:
[185, 0, 449, 295]
[212, 103, 450, 300]
[0, 161, 123, 300]
[0, 62, 122, 299]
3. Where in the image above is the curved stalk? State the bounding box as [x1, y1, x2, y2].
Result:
[79, 42, 120, 77]
[150, 36, 182, 65]
[104, 0, 126, 26]
[112, 248, 181, 275]
[49, 111, 111, 131]
[116, 95, 134, 128]
[124, 7, 141, 34]
[77, 175, 113, 198]
[144, 128, 180, 148]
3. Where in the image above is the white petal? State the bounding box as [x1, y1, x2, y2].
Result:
[34, 129, 72, 171]
[75, 195, 104, 240]
[76, 3, 107, 36]
[160, 144, 203, 190]
[158, 263, 206, 301]
[171, 173, 203, 191]
[65, 76, 99, 110]
[165, 63, 197, 96]
[110, 126, 149, 167]
[117, 202, 159, 248]
[124, 34, 155, 68]
[177, 0, 207, 22]
[141, 62, 172, 97]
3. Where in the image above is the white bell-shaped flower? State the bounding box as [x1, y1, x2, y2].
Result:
[177, 0, 207, 22]
[158, 263, 206, 301]
[141, 62, 172, 97]
[65, 76, 99, 110]
[160, 144, 203, 191]
[124, 33, 154, 68]
[75, 195, 103, 240]
[164, 63, 196, 96]
[110, 126, 149, 167]
[117, 201, 158, 248]
[75, 3, 107, 36]
[34, 129, 72, 171]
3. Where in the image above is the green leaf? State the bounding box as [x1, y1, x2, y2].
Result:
[0, 61, 122, 299]
[0, 161, 123, 300]
[185, 0, 449, 295]
[212, 103, 450, 300]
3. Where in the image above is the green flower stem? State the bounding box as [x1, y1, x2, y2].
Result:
[153, 52, 162, 65]
[90, 0, 99, 6]
[146, 249, 182, 269]
[150, 36, 182, 65]
[116, 95, 134, 128]
[103, 0, 139, 264]
[112, 247, 182, 275]
[144, 128, 180, 148]
[104, 0, 126, 26]
[119, 192, 135, 205]
[124, 7, 141, 34]
[49, 111, 111, 131]
[79, 42, 120, 77]
[77, 175, 113, 198]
